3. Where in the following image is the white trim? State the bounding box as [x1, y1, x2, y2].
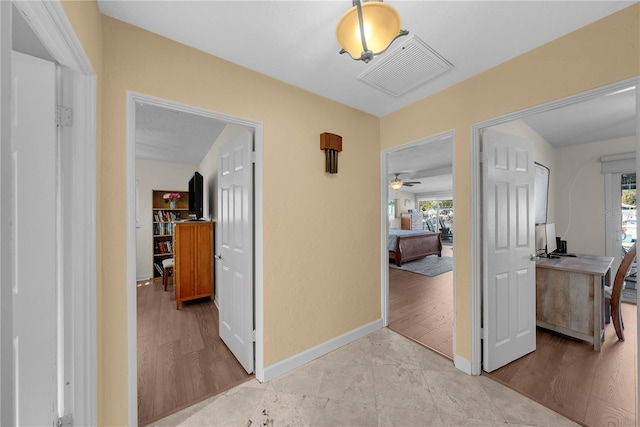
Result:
[470, 77, 639, 376]
[262, 320, 382, 382]
[126, 92, 265, 421]
[380, 153, 389, 325]
[126, 95, 138, 427]
[414, 191, 454, 200]
[453, 354, 472, 375]
[0, 2, 15, 425]
[6, 1, 97, 425]
[601, 152, 636, 163]
[603, 173, 623, 272]
[470, 127, 482, 376]
[601, 152, 635, 174]
[14, 1, 92, 74]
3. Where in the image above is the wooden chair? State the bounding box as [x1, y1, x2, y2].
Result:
[162, 257, 174, 292]
[605, 242, 636, 341]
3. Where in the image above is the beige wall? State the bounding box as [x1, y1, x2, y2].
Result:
[64, 4, 381, 424]
[380, 4, 640, 361]
[60, 1, 639, 425]
[135, 160, 196, 279]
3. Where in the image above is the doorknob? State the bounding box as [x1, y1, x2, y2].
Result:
[530, 254, 539, 261]
[214, 254, 222, 260]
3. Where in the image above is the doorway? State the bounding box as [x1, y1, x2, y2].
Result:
[471, 77, 639, 372]
[382, 131, 455, 358]
[471, 78, 638, 424]
[126, 93, 265, 423]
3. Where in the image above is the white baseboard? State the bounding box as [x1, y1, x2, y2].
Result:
[262, 319, 383, 382]
[454, 353, 473, 375]
[136, 274, 152, 281]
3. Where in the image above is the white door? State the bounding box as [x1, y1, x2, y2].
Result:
[218, 130, 254, 373]
[11, 51, 59, 425]
[482, 129, 537, 372]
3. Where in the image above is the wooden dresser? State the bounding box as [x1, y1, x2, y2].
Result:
[401, 212, 422, 230]
[173, 221, 214, 309]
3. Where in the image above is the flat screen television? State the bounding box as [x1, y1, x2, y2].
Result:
[188, 171, 203, 220]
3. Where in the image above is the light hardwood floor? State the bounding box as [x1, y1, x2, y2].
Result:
[486, 303, 637, 426]
[388, 257, 638, 426]
[136, 279, 252, 426]
[388, 265, 453, 359]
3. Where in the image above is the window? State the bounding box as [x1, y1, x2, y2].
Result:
[621, 173, 636, 249]
[419, 199, 453, 243]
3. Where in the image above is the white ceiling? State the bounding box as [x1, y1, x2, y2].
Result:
[135, 102, 228, 165]
[98, 0, 633, 118]
[94, 1, 637, 195]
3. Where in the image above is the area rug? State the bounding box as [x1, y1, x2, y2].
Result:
[389, 256, 453, 277]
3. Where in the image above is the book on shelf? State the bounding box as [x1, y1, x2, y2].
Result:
[154, 262, 163, 276]
[154, 210, 182, 223]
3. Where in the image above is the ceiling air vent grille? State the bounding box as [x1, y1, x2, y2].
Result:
[357, 35, 453, 97]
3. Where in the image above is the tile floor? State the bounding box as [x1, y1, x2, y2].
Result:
[152, 328, 577, 427]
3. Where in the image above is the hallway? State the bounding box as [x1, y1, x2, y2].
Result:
[153, 328, 576, 426]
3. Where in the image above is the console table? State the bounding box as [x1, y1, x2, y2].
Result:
[536, 255, 613, 351]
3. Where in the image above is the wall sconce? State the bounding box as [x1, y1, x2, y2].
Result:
[320, 132, 342, 174]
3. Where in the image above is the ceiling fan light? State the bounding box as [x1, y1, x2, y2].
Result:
[390, 179, 403, 190]
[336, 1, 407, 62]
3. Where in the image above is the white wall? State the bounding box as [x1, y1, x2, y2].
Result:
[388, 189, 416, 229]
[135, 159, 197, 279]
[555, 136, 635, 256]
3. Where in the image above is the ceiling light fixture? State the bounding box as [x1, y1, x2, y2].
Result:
[390, 177, 403, 190]
[336, 0, 408, 63]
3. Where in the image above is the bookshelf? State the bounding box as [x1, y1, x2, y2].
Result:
[152, 189, 189, 281]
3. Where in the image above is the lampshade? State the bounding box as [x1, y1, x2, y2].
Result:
[336, 0, 408, 63]
[390, 178, 403, 190]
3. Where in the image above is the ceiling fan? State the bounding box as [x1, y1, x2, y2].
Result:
[390, 173, 421, 190]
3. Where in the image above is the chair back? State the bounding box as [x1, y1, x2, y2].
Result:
[611, 242, 636, 306]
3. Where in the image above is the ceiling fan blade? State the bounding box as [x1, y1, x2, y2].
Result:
[403, 183, 414, 187]
[403, 181, 421, 185]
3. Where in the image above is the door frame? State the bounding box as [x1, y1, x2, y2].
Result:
[0, 1, 97, 424]
[125, 92, 264, 422]
[380, 130, 456, 332]
[470, 76, 640, 375]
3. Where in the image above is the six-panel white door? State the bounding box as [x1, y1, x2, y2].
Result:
[217, 130, 254, 374]
[482, 129, 537, 372]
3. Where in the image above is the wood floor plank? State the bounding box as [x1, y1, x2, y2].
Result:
[583, 394, 636, 427]
[136, 331, 158, 423]
[388, 266, 454, 359]
[137, 279, 253, 426]
[153, 339, 187, 419]
[485, 303, 637, 426]
[388, 262, 637, 427]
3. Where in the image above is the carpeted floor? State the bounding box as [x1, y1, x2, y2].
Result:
[389, 255, 453, 277]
